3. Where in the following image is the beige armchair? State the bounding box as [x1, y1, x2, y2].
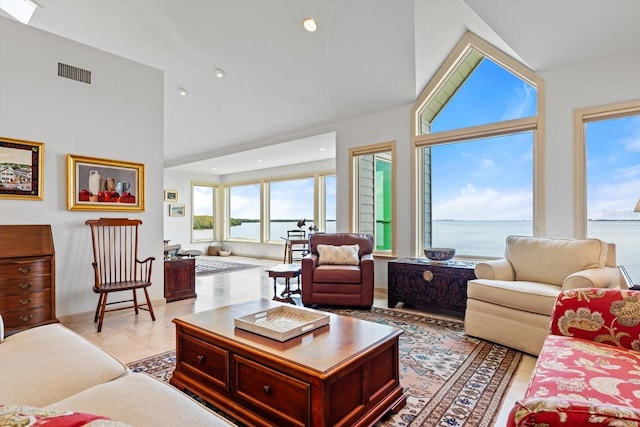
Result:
[465, 235, 621, 355]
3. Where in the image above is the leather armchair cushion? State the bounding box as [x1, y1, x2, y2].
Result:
[312, 265, 362, 284]
[317, 244, 360, 265]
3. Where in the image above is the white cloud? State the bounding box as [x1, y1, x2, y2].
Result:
[433, 183, 532, 220]
[500, 83, 535, 122]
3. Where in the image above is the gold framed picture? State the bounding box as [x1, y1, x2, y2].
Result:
[67, 154, 145, 211]
[0, 136, 44, 200]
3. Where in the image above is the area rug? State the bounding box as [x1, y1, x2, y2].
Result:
[194, 260, 261, 276]
[127, 307, 522, 427]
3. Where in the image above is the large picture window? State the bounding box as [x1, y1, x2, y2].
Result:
[413, 32, 543, 258]
[575, 100, 640, 281]
[228, 183, 261, 241]
[191, 182, 217, 242]
[268, 177, 315, 240]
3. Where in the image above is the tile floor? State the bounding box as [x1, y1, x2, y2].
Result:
[61, 255, 535, 426]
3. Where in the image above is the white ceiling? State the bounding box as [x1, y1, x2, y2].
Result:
[8, 0, 640, 175]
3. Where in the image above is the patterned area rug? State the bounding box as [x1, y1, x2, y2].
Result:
[195, 260, 261, 276]
[127, 307, 521, 426]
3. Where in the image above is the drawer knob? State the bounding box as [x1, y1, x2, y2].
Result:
[263, 385, 271, 395]
[18, 266, 32, 274]
[19, 282, 32, 290]
[19, 314, 33, 323]
[423, 270, 433, 282]
[197, 355, 205, 364]
[19, 298, 32, 305]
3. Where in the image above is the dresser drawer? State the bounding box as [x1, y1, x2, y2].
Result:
[235, 355, 310, 427]
[178, 333, 229, 391]
[1, 306, 52, 329]
[0, 275, 51, 296]
[0, 290, 51, 311]
[0, 258, 51, 279]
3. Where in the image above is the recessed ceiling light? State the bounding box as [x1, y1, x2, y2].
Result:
[319, 147, 327, 151]
[178, 87, 188, 96]
[257, 159, 263, 162]
[214, 68, 225, 78]
[302, 18, 318, 32]
[211, 167, 218, 171]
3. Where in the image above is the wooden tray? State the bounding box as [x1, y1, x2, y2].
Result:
[234, 305, 329, 341]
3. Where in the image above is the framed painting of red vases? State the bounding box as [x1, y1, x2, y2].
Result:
[67, 154, 145, 211]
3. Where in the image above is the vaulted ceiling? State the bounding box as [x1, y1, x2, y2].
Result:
[9, 0, 640, 174]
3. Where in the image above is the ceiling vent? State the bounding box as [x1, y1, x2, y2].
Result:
[58, 62, 92, 84]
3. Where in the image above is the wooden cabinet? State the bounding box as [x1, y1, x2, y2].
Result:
[388, 258, 476, 314]
[0, 225, 57, 334]
[164, 258, 196, 302]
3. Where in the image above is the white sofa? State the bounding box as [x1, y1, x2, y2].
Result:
[0, 320, 233, 426]
[464, 235, 622, 356]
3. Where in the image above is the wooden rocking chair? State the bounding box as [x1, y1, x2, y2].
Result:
[86, 218, 156, 332]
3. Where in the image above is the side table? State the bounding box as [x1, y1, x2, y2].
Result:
[388, 258, 476, 315]
[164, 258, 196, 302]
[266, 264, 301, 304]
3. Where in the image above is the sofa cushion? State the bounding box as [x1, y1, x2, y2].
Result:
[46, 373, 233, 427]
[505, 235, 608, 286]
[0, 324, 127, 407]
[467, 279, 561, 316]
[312, 264, 362, 283]
[317, 244, 360, 265]
[509, 335, 640, 425]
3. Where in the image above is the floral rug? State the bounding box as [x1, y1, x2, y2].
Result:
[194, 260, 261, 276]
[127, 307, 521, 426]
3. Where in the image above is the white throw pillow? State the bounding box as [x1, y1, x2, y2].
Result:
[317, 244, 360, 265]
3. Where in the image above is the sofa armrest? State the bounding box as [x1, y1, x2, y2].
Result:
[474, 258, 515, 281]
[562, 266, 620, 290]
[550, 288, 640, 350]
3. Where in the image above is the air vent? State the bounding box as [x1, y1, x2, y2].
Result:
[58, 62, 92, 84]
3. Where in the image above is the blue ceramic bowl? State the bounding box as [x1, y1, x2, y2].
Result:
[423, 247, 455, 262]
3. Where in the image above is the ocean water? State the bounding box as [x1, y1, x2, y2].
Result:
[198, 219, 640, 282]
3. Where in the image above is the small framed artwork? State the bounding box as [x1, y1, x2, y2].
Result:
[164, 190, 178, 202]
[0, 136, 44, 200]
[169, 204, 185, 217]
[67, 154, 145, 211]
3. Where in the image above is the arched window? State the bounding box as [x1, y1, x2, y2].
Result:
[412, 32, 544, 258]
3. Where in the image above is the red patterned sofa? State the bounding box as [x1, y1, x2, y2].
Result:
[508, 288, 640, 426]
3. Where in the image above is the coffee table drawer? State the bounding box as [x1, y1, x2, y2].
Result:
[235, 355, 310, 427]
[179, 333, 229, 391]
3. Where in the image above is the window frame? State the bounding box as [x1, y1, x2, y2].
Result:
[411, 32, 545, 258]
[349, 141, 397, 258]
[573, 99, 640, 237]
[190, 180, 219, 243]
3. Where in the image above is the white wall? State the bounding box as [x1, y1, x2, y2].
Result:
[0, 18, 164, 318]
[541, 47, 640, 237]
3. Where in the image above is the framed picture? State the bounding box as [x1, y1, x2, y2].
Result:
[0, 136, 44, 200]
[67, 154, 145, 211]
[164, 190, 178, 202]
[169, 204, 185, 217]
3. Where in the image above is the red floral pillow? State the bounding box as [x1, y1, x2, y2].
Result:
[550, 288, 640, 351]
[0, 405, 131, 427]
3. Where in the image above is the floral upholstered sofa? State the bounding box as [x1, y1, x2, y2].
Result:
[508, 288, 640, 426]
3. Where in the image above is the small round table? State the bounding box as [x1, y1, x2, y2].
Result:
[266, 264, 301, 304]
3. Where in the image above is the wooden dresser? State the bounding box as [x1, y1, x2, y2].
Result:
[0, 224, 57, 335]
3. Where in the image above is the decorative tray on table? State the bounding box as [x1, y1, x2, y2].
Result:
[234, 306, 330, 342]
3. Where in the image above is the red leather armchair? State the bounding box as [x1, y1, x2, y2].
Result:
[301, 233, 374, 308]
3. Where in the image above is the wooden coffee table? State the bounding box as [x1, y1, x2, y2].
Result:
[170, 299, 405, 427]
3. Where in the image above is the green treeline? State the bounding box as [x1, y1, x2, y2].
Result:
[193, 216, 306, 229]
